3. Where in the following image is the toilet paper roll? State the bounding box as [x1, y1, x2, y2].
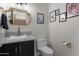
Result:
[62, 41, 72, 48]
[63, 41, 68, 45]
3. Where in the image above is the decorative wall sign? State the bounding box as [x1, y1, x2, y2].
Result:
[59, 12, 67, 22]
[56, 9, 60, 16]
[66, 3, 79, 18]
[50, 10, 56, 22]
[37, 13, 44, 24]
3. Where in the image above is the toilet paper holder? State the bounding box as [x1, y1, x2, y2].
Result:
[62, 41, 72, 48]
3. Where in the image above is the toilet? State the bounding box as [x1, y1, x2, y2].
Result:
[37, 39, 54, 56]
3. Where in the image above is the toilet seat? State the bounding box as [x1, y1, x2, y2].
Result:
[39, 47, 53, 54]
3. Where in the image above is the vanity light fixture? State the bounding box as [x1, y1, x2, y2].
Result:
[16, 3, 27, 5]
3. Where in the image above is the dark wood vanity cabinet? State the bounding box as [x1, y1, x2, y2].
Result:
[0, 40, 34, 56]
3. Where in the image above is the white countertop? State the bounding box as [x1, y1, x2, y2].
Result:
[0, 35, 36, 44]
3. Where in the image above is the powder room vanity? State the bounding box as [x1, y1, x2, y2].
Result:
[0, 7, 35, 56]
[0, 35, 36, 56]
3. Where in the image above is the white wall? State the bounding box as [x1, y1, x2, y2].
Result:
[0, 3, 49, 40]
[49, 3, 79, 56]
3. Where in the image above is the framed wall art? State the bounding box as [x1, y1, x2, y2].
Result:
[66, 3, 79, 18]
[50, 10, 56, 22]
[59, 12, 67, 22]
[37, 13, 44, 24]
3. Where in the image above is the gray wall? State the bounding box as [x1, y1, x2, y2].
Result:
[49, 3, 79, 56]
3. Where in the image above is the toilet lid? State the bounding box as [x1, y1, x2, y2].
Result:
[39, 47, 54, 54]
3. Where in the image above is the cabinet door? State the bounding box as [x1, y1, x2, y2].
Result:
[8, 43, 16, 56]
[20, 40, 34, 56]
[9, 42, 21, 56]
[0, 44, 10, 56]
[0, 43, 18, 56]
[20, 45, 34, 56]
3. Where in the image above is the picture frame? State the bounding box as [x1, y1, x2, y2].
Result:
[37, 13, 44, 24]
[59, 12, 67, 22]
[66, 3, 79, 18]
[50, 10, 56, 22]
[55, 9, 60, 16]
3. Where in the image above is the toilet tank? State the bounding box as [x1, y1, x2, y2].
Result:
[37, 39, 47, 48]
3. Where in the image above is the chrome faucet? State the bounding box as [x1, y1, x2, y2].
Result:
[17, 27, 20, 36]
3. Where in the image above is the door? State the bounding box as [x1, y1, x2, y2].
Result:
[20, 45, 34, 56]
[19, 40, 34, 56]
[0, 43, 16, 56]
[8, 43, 16, 56]
[0, 44, 10, 56]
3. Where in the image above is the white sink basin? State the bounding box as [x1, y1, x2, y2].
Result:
[8, 35, 27, 40]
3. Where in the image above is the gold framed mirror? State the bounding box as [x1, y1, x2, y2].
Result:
[7, 7, 31, 25]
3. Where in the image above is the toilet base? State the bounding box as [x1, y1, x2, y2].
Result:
[40, 52, 53, 56]
[39, 50, 54, 56]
